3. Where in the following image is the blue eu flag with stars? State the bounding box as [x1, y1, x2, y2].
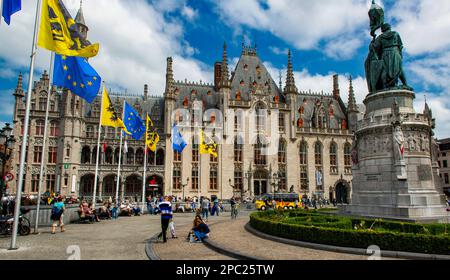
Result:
[53, 54, 101, 104]
[123, 102, 145, 141]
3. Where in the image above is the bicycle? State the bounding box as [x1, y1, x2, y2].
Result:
[231, 203, 239, 219]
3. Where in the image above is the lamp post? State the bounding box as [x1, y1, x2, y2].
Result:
[182, 177, 189, 201]
[0, 124, 16, 199]
[245, 165, 253, 199]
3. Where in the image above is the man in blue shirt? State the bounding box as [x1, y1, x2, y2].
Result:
[157, 196, 173, 243]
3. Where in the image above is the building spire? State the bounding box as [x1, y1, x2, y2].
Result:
[14, 73, 24, 97]
[165, 57, 174, 95]
[75, 0, 86, 26]
[219, 42, 230, 88]
[348, 75, 358, 112]
[284, 49, 297, 93]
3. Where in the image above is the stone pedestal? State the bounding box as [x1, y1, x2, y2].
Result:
[340, 89, 448, 223]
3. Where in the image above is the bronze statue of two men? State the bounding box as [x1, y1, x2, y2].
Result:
[365, 1, 410, 94]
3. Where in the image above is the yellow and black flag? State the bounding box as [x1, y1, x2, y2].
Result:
[38, 0, 99, 57]
[146, 114, 160, 152]
[101, 87, 126, 130]
[200, 129, 218, 158]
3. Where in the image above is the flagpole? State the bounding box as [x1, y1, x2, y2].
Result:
[34, 51, 55, 234]
[115, 100, 125, 206]
[10, 0, 42, 250]
[142, 136, 147, 209]
[92, 83, 105, 209]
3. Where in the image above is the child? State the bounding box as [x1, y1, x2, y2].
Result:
[169, 218, 177, 239]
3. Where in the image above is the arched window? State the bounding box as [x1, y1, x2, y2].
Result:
[50, 100, 56, 112]
[330, 142, 338, 174]
[209, 166, 218, 190]
[191, 165, 199, 190]
[173, 166, 181, 190]
[278, 139, 286, 164]
[314, 142, 323, 190]
[255, 103, 266, 131]
[234, 137, 243, 163]
[92, 147, 98, 164]
[234, 165, 243, 192]
[254, 136, 267, 165]
[36, 120, 45, 136]
[81, 146, 91, 164]
[105, 147, 113, 164]
[156, 149, 165, 166]
[148, 150, 156, 165]
[192, 138, 199, 163]
[86, 125, 94, 138]
[174, 150, 182, 163]
[114, 148, 121, 164]
[126, 148, 135, 165]
[299, 142, 308, 191]
[136, 148, 144, 165]
[50, 121, 59, 137]
[317, 107, 327, 129]
[39, 96, 47, 111]
[344, 143, 352, 174]
[107, 127, 115, 139]
[315, 142, 322, 166]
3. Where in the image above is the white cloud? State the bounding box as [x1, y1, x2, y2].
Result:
[0, 89, 15, 121]
[269, 46, 288, 56]
[264, 62, 368, 104]
[0, 0, 212, 97]
[214, 0, 371, 59]
[391, 0, 450, 56]
[414, 94, 450, 139]
[181, 5, 198, 21]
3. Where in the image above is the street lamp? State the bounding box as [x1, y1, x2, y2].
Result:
[182, 177, 189, 201]
[0, 124, 16, 199]
[245, 165, 253, 199]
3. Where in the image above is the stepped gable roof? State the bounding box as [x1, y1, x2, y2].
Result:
[173, 82, 219, 110]
[230, 51, 284, 102]
[295, 92, 346, 128]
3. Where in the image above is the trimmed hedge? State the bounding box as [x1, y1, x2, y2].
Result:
[250, 211, 450, 255]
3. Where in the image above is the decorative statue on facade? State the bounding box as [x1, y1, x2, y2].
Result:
[365, 0, 410, 93]
[393, 123, 405, 161]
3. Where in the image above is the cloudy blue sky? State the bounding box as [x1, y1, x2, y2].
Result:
[0, 0, 449, 138]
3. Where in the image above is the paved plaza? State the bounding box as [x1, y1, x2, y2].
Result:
[0, 209, 394, 260]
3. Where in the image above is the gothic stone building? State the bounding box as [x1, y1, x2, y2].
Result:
[10, 49, 360, 202]
[9, 5, 361, 202]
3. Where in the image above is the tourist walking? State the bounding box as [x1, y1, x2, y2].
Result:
[201, 197, 210, 222]
[157, 196, 173, 243]
[211, 197, 219, 216]
[51, 196, 65, 234]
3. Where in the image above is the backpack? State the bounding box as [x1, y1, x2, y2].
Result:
[51, 205, 63, 220]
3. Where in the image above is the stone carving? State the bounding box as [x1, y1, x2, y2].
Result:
[365, 1, 410, 93]
[393, 124, 405, 161]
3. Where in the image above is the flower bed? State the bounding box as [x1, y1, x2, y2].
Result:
[250, 210, 450, 255]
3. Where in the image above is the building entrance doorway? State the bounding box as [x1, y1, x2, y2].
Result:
[253, 169, 269, 197]
[254, 180, 268, 197]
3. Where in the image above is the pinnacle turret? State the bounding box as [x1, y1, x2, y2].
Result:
[348, 76, 358, 112]
[75, 0, 86, 26]
[219, 42, 230, 88]
[284, 50, 297, 94]
[165, 57, 174, 96]
[14, 73, 24, 97]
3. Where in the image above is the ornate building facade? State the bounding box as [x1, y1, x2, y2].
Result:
[9, 5, 361, 202]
